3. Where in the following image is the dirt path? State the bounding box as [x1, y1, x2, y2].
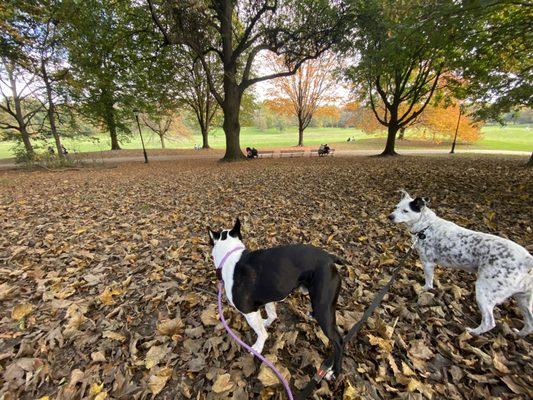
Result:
[0, 148, 530, 170]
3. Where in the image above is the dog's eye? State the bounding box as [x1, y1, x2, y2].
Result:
[403, 210, 409, 213]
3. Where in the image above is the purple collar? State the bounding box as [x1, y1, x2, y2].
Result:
[214, 245, 245, 281]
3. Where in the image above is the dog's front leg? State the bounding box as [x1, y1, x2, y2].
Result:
[422, 261, 435, 290]
[264, 302, 277, 327]
[244, 311, 268, 354]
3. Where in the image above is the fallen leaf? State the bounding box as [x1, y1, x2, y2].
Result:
[145, 344, 169, 369]
[212, 373, 234, 393]
[102, 331, 126, 342]
[149, 367, 173, 395]
[200, 304, 218, 326]
[12, 303, 33, 320]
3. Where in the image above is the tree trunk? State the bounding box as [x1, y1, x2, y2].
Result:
[20, 125, 34, 157]
[297, 119, 304, 147]
[109, 118, 120, 150]
[527, 152, 533, 167]
[7, 64, 34, 157]
[102, 90, 120, 150]
[160, 134, 165, 149]
[221, 87, 244, 161]
[201, 126, 210, 149]
[450, 108, 461, 154]
[42, 62, 63, 158]
[381, 124, 399, 156]
[219, 2, 244, 162]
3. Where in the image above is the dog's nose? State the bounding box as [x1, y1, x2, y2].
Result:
[388, 214, 395, 221]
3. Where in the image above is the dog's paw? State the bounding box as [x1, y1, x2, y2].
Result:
[422, 284, 433, 291]
[466, 326, 485, 335]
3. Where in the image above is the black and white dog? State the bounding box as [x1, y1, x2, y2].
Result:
[389, 189, 533, 336]
[208, 219, 345, 378]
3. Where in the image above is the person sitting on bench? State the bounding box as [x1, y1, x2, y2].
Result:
[246, 147, 258, 159]
[318, 144, 330, 156]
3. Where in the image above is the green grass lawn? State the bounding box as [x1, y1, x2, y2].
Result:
[461, 125, 533, 151]
[1, 124, 531, 159]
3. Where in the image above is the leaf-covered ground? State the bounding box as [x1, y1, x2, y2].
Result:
[0, 155, 532, 400]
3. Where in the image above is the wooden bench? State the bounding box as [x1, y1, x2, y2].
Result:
[280, 149, 305, 158]
[310, 148, 335, 157]
[257, 151, 275, 158]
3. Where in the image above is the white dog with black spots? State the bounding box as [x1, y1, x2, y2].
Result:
[389, 189, 532, 336]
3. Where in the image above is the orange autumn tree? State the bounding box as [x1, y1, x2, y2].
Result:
[343, 98, 481, 146]
[415, 103, 482, 145]
[342, 101, 385, 133]
[314, 104, 341, 127]
[267, 53, 337, 146]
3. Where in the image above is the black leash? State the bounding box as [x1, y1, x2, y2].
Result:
[294, 233, 424, 399]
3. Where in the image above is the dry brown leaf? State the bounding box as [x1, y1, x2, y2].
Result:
[145, 344, 169, 369]
[98, 287, 123, 305]
[157, 318, 184, 336]
[102, 331, 126, 342]
[343, 381, 359, 400]
[368, 334, 393, 353]
[212, 373, 234, 393]
[409, 340, 434, 360]
[200, 304, 218, 326]
[492, 352, 510, 374]
[149, 367, 173, 395]
[11, 303, 32, 320]
[258, 355, 291, 387]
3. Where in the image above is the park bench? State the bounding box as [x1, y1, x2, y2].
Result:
[257, 150, 275, 158]
[280, 149, 306, 158]
[310, 148, 336, 157]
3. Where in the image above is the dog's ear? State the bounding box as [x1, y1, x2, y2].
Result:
[398, 189, 411, 199]
[229, 218, 242, 240]
[422, 197, 431, 205]
[208, 227, 220, 246]
[410, 197, 426, 212]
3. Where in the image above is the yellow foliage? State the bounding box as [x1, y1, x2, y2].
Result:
[414, 104, 482, 143]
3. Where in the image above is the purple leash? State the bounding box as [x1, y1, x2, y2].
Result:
[215, 246, 294, 400]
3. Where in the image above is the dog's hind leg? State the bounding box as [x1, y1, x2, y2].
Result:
[310, 265, 343, 378]
[514, 291, 533, 337]
[244, 311, 268, 354]
[264, 302, 277, 328]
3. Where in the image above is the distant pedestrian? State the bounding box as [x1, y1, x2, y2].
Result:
[48, 146, 55, 155]
[61, 145, 68, 155]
